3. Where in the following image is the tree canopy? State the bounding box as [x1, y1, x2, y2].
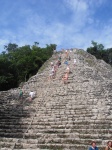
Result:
[87, 41, 112, 65]
[0, 42, 57, 91]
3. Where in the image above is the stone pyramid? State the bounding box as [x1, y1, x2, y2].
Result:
[0, 49, 112, 150]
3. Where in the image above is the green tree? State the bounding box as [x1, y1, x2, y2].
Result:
[87, 41, 112, 65]
[4, 43, 18, 53]
[0, 42, 57, 91]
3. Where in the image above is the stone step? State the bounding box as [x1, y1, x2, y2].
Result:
[0, 113, 95, 121]
[0, 137, 109, 150]
[1, 118, 112, 128]
[0, 148, 13, 150]
[0, 142, 14, 149]
[0, 119, 111, 127]
[0, 127, 111, 140]
[14, 138, 102, 144]
[13, 143, 105, 150]
[1, 125, 110, 134]
[0, 132, 23, 138]
[1, 117, 110, 125]
[36, 130, 111, 137]
[0, 109, 110, 117]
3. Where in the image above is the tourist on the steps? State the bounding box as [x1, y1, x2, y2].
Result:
[50, 62, 54, 67]
[64, 60, 68, 66]
[58, 60, 61, 67]
[52, 65, 57, 77]
[53, 49, 57, 54]
[29, 91, 35, 101]
[54, 64, 57, 73]
[68, 55, 71, 60]
[73, 58, 76, 66]
[62, 72, 68, 84]
[65, 50, 69, 59]
[49, 66, 55, 80]
[105, 141, 112, 150]
[56, 60, 61, 68]
[18, 88, 23, 100]
[88, 141, 99, 150]
[70, 48, 73, 52]
[58, 54, 62, 62]
[66, 65, 70, 74]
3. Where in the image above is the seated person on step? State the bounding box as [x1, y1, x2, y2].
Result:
[88, 141, 99, 150]
[105, 141, 112, 150]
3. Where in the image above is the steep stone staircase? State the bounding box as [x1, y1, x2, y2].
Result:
[0, 49, 112, 150]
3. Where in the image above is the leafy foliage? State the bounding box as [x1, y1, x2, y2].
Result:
[0, 42, 56, 91]
[87, 41, 112, 66]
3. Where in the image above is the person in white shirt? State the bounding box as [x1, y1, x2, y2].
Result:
[66, 66, 70, 74]
[74, 59, 76, 66]
[50, 62, 54, 67]
[29, 91, 35, 101]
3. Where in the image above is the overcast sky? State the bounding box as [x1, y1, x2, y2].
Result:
[0, 0, 112, 52]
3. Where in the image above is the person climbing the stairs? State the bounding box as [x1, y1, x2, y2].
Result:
[66, 65, 70, 74]
[56, 59, 61, 68]
[65, 50, 69, 59]
[73, 58, 76, 67]
[29, 91, 35, 101]
[18, 88, 23, 100]
[88, 141, 99, 150]
[105, 141, 112, 150]
[58, 54, 62, 62]
[62, 72, 69, 84]
[64, 59, 68, 66]
[49, 65, 55, 80]
[50, 61, 54, 67]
